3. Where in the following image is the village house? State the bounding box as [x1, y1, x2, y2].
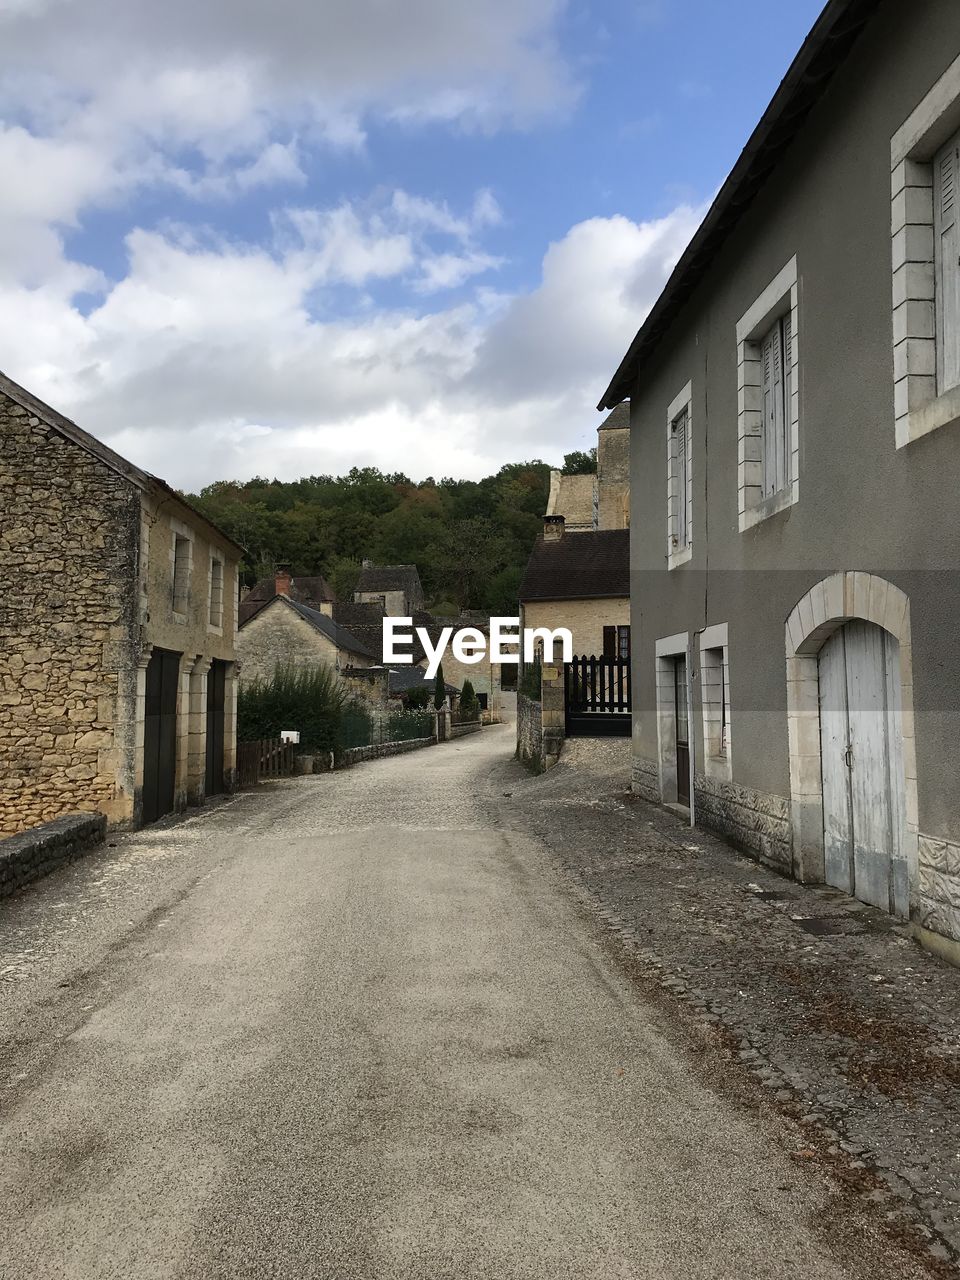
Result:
[236, 567, 380, 684]
[600, 0, 960, 962]
[519, 407, 632, 664]
[353, 561, 424, 616]
[428, 611, 502, 720]
[0, 371, 243, 834]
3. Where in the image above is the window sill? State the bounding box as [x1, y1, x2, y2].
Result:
[739, 484, 797, 532]
[897, 384, 960, 448]
[667, 545, 693, 571]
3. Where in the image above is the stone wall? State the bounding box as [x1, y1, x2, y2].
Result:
[450, 721, 482, 739]
[236, 599, 338, 685]
[516, 693, 543, 770]
[693, 773, 792, 874]
[631, 756, 660, 803]
[0, 812, 106, 898]
[916, 834, 960, 947]
[341, 736, 435, 766]
[0, 393, 140, 834]
[522, 597, 629, 661]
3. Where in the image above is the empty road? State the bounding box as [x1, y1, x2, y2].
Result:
[0, 725, 931, 1278]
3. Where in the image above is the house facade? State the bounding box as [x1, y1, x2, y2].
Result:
[236, 571, 379, 685]
[0, 372, 242, 835]
[353, 561, 424, 616]
[600, 0, 960, 961]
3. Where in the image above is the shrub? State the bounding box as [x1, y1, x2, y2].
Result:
[238, 662, 354, 754]
[433, 661, 446, 710]
[519, 658, 542, 701]
[458, 678, 480, 723]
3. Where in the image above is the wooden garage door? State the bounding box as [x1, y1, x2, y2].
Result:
[819, 621, 906, 916]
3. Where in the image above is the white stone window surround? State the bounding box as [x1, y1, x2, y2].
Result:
[891, 52, 960, 447]
[735, 256, 800, 531]
[208, 553, 224, 634]
[699, 622, 732, 783]
[655, 631, 690, 803]
[666, 381, 693, 569]
[169, 517, 195, 621]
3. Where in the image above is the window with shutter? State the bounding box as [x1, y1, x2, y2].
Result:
[760, 316, 789, 498]
[672, 407, 689, 549]
[617, 625, 631, 660]
[934, 127, 960, 395]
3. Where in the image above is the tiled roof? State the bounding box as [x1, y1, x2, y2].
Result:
[355, 563, 422, 595]
[519, 528, 630, 602]
[286, 599, 380, 661]
[238, 574, 335, 627]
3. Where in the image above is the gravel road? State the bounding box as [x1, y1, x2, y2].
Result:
[0, 725, 936, 1278]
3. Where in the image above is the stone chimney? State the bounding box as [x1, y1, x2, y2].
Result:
[543, 514, 565, 542]
[275, 563, 292, 596]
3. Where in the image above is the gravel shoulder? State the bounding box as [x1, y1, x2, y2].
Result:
[484, 735, 960, 1274]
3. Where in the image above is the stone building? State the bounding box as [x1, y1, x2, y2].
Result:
[518, 521, 631, 662]
[238, 567, 334, 624]
[0, 371, 242, 835]
[599, 0, 960, 961]
[545, 405, 630, 533]
[236, 568, 380, 685]
[353, 562, 424, 616]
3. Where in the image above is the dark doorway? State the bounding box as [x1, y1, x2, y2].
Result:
[205, 660, 227, 798]
[142, 648, 180, 824]
[675, 655, 690, 807]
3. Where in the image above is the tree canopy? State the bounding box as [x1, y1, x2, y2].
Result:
[185, 460, 552, 613]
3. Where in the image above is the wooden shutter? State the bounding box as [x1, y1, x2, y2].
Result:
[761, 319, 788, 498]
[602, 626, 616, 659]
[673, 408, 689, 548]
[779, 311, 792, 493]
[761, 324, 777, 498]
[935, 128, 960, 394]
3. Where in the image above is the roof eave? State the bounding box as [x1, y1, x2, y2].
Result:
[597, 0, 875, 411]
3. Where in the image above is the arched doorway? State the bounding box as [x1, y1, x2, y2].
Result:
[818, 620, 906, 915]
[785, 573, 918, 918]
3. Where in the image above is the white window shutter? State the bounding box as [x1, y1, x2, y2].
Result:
[675, 409, 688, 548]
[761, 324, 778, 498]
[779, 311, 792, 492]
[935, 128, 960, 394]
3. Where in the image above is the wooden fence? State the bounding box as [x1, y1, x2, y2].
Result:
[237, 738, 297, 789]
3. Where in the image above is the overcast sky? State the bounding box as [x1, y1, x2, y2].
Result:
[0, 0, 822, 490]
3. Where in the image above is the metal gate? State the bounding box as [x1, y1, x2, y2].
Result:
[564, 654, 631, 737]
[205, 659, 227, 797]
[142, 648, 180, 824]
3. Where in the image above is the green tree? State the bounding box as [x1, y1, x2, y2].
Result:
[561, 448, 597, 475]
[458, 678, 480, 723]
[433, 662, 446, 710]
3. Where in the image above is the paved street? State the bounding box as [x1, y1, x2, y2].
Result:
[0, 725, 940, 1279]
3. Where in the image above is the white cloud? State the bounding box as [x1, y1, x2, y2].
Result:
[0, 202, 704, 488]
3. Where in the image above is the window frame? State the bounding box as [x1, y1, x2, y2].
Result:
[170, 524, 194, 619]
[208, 554, 224, 632]
[699, 623, 732, 783]
[735, 257, 799, 531]
[665, 381, 693, 569]
[891, 53, 960, 448]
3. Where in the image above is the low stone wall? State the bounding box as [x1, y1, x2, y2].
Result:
[0, 812, 106, 900]
[631, 756, 660, 804]
[516, 694, 543, 770]
[916, 833, 960, 946]
[341, 736, 435, 767]
[450, 721, 482, 739]
[693, 773, 792, 874]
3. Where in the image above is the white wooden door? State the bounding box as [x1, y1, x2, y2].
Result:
[818, 621, 906, 915]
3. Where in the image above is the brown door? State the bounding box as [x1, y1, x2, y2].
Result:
[205, 660, 227, 797]
[142, 649, 180, 824]
[675, 655, 690, 807]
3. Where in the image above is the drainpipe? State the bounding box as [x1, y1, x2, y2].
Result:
[687, 634, 696, 829]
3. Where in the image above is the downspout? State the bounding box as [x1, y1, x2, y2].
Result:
[687, 633, 697, 829]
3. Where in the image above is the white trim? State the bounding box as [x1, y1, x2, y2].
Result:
[736, 256, 798, 343]
[655, 631, 689, 658]
[891, 57, 960, 447]
[736, 259, 800, 530]
[699, 623, 731, 783]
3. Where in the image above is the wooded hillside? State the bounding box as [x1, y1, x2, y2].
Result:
[185, 462, 553, 613]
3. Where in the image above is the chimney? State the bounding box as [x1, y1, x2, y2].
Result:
[275, 563, 292, 596]
[543, 514, 565, 542]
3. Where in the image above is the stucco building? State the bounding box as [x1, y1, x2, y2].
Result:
[600, 0, 960, 961]
[0, 371, 242, 834]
